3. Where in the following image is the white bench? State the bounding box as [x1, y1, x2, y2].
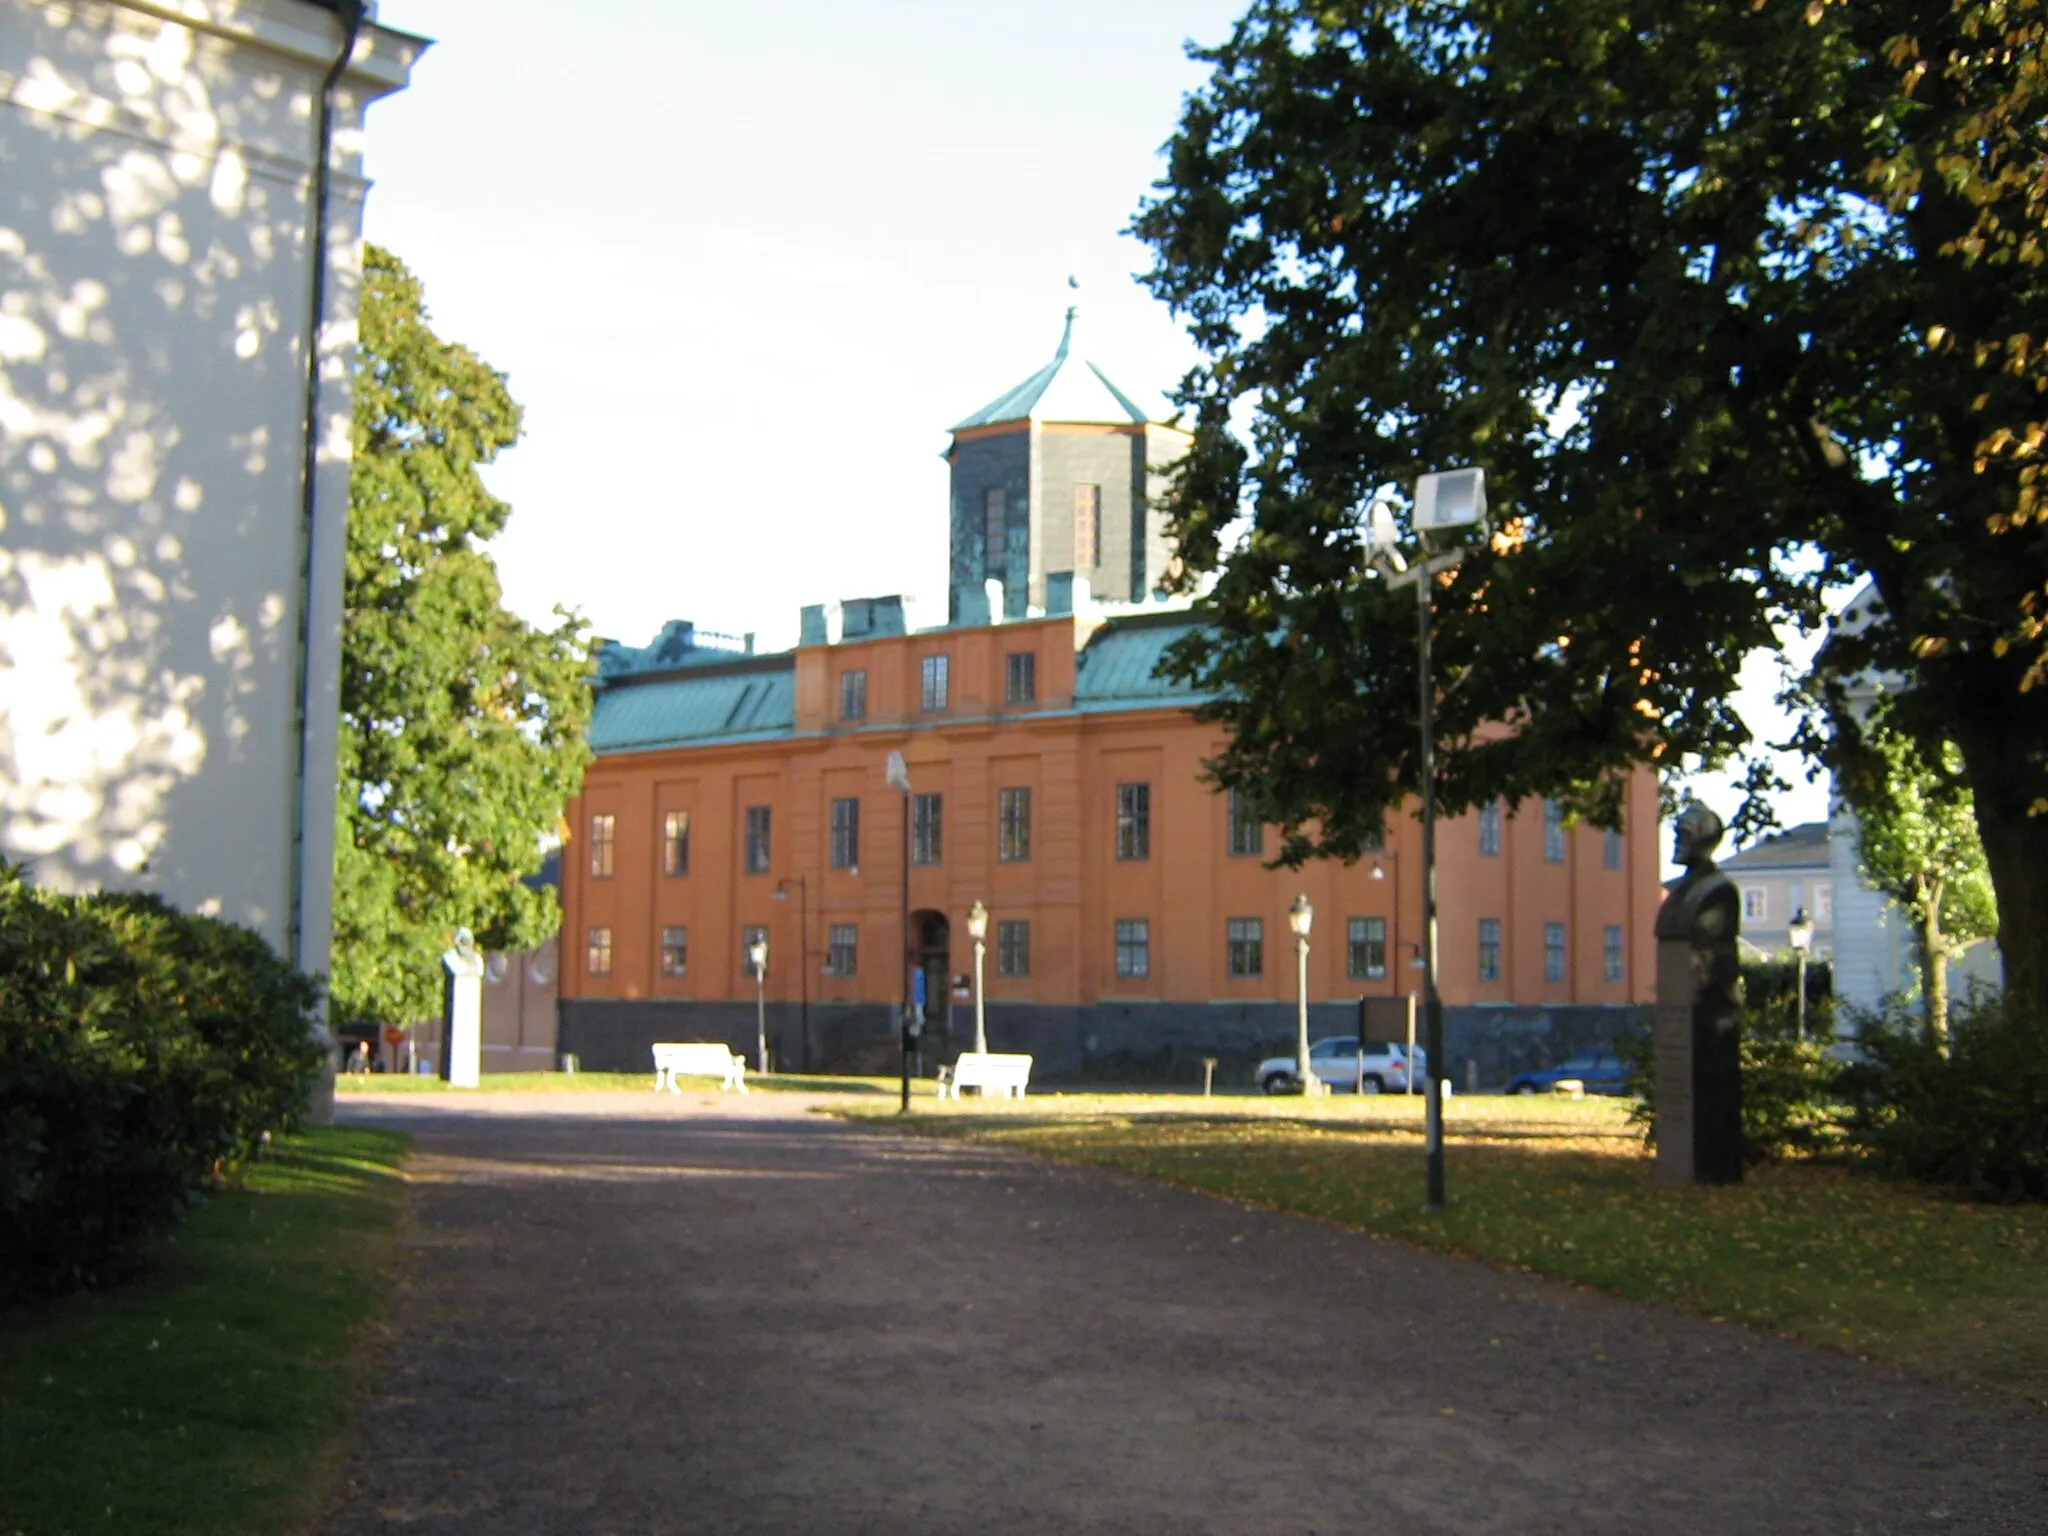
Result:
[651, 1042, 747, 1094]
[939, 1051, 1033, 1100]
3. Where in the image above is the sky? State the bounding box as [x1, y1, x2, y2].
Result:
[359, 0, 1830, 841]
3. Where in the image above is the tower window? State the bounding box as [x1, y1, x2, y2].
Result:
[984, 486, 1007, 578]
[1074, 483, 1101, 569]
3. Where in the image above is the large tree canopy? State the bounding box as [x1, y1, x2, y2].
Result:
[1134, 0, 2048, 1010]
[330, 246, 591, 1026]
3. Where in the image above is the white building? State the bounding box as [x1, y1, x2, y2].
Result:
[1, 0, 422, 982]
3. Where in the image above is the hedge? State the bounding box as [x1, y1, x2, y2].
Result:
[0, 862, 325, 1303]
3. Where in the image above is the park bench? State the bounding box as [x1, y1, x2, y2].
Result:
[651, 1042, 747, 1094]
[938, 1051, 1033, 1100]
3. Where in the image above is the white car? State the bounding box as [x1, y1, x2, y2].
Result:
[1257, 1036, 1427, 1095]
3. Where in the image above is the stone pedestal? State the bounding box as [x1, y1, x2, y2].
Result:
[441, 930, 486, 1089]
[1653, 807, 1744, 1186]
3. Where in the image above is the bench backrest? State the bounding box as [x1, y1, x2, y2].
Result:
[653, 1042, 739, 1073]
[952, 1052, 1033, 1084]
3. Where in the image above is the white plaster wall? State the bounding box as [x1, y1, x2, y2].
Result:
[0, 0, 419, 973]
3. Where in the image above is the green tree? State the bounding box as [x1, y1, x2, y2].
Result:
[1847, 713, 1997, 1046]
[331, 246, 590, 1027]
[1131, 0, 2048, 1012]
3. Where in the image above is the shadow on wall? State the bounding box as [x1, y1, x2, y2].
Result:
[1, 9, 358, 939]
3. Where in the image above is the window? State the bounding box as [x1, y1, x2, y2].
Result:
[1812, 881, 1833, 922]
[1743, 886, 1768, 921]
[1115, 782, 1151, 861]
[839, 669, 867, 722]
[999, 787, 1031, 862]
[1227, 917, 1264, 978]
[1478, 918, 1502, 982]
[1604, 924, 1624, 983]
[1543, 800, 1566, 863]
[589, 813, 615, 878]
[662, 810, 690, 876]
[1545, 921, 1567, 983]
[826, 924, 858, 977]
[742, 924, 769, 979]
[997, 918, 1030, 977]
[660, 926, 687, 977]
[587, 926, 612, 977]
[1006, 651, 1036, 704]
[744, 806, 772, 875]
[1115, 918, 1150, 979]
[829, 796, 860, 870]
[1073, 483, 1101, 569]
[1603, 827, 1623, 870]
[1347, 916, 1387, 980]
[912, 793, 943, 866]
[983, 485, 1007, 577]
[1479, 800, 1502, 857]
[1227, 792, 1263, 857]
[920, 653, 950, 712]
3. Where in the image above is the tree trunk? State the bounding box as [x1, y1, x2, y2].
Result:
[1918, 889, 1950, 1052]
[1949, 675, 2048, 1023]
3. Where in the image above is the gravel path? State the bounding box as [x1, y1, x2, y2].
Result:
[326, 1090, 2048, 1535]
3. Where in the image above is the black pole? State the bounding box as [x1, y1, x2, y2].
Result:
[900, 787, 912, 1113]
[799, 876, 811, 1073]
[1419, 574, 1447, 1212]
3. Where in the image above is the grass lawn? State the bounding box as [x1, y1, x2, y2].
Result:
[0, 1126, 410, 1536]
[845, 1092, 2048, 1409]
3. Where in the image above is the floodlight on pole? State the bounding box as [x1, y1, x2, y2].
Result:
[748, 937, 769, 1075]
[966, 899, 989, 1054]
[1788, 906, 1815, 1042]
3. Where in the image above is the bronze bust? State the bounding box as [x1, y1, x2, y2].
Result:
[1652, 803, 1744, 1184]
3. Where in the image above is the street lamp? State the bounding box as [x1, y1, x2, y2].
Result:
[887, 750, 914, 1112]
[1288, 893, 1320, 1096]
[772, 877, 810, 1073]
[1788, 906, 1815, 1043]
[966, 899, 989, 1054]
[747, 935, 769, 1075]
[1363, 465, 1490, 1212]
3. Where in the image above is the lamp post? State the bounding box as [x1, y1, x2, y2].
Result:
[772, 876, 810, 1073]
[1788, 906, 1815, 1042]
[887, 750, 914, 1112]
[747, 935, 769, 1075]
[1364, 466, 1489, 1212]
[1289, 894, 1319, 1096]
[966, 899, 989, 1054]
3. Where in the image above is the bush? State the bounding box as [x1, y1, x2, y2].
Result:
[0, 863, 324, 1303]
[1842, 994, 2048, 1201]
[1624, 988, 1846, 1166]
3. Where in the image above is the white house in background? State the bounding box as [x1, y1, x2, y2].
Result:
[1, 1, 422, 983]
[1720, 821, 1832, 960]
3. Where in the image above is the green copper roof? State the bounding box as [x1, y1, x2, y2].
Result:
[1072, 613, 1208, 711]
[950, 309, 1153, 432]
[589, 659, 796, 753]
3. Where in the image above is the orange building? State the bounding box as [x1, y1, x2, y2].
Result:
[555, 314, 1662, 1084]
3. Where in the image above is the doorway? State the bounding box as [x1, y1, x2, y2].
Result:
[912, 909, 951, 1037]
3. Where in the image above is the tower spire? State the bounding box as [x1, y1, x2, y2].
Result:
[1057, 273, 1079, 360]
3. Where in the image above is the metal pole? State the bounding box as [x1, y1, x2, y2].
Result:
[1795, 950, 1808, 1043]
[755, 968, 768, 1075]
[1296, 931, 1312, 1095]
[1420, 575, 1447, 1212]
[900, 787, 912, 1114]
[973, 935, 987, 1053]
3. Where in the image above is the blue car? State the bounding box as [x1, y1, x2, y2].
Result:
[1505, 1050, 1631, 1096]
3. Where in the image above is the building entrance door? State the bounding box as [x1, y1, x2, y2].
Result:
[912, 910, 951, 1039]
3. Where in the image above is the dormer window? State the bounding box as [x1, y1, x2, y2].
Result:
[984, 486, 1007, 578]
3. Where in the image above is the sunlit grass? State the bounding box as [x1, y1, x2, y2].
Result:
[848, 1097, 2048, 1409]
[0, 1127, 410, 1536]
[337, 1069, 909, 1095]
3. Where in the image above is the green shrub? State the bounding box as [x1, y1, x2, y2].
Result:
[0, 862, 324, 1302]
[1842, 993, 2048, 1201]
[1623, 989, 1847, 1166]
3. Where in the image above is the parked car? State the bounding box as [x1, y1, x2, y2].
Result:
[1258, 1037, 1426, 1095]
[1505, 1050, 1631, 1096]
